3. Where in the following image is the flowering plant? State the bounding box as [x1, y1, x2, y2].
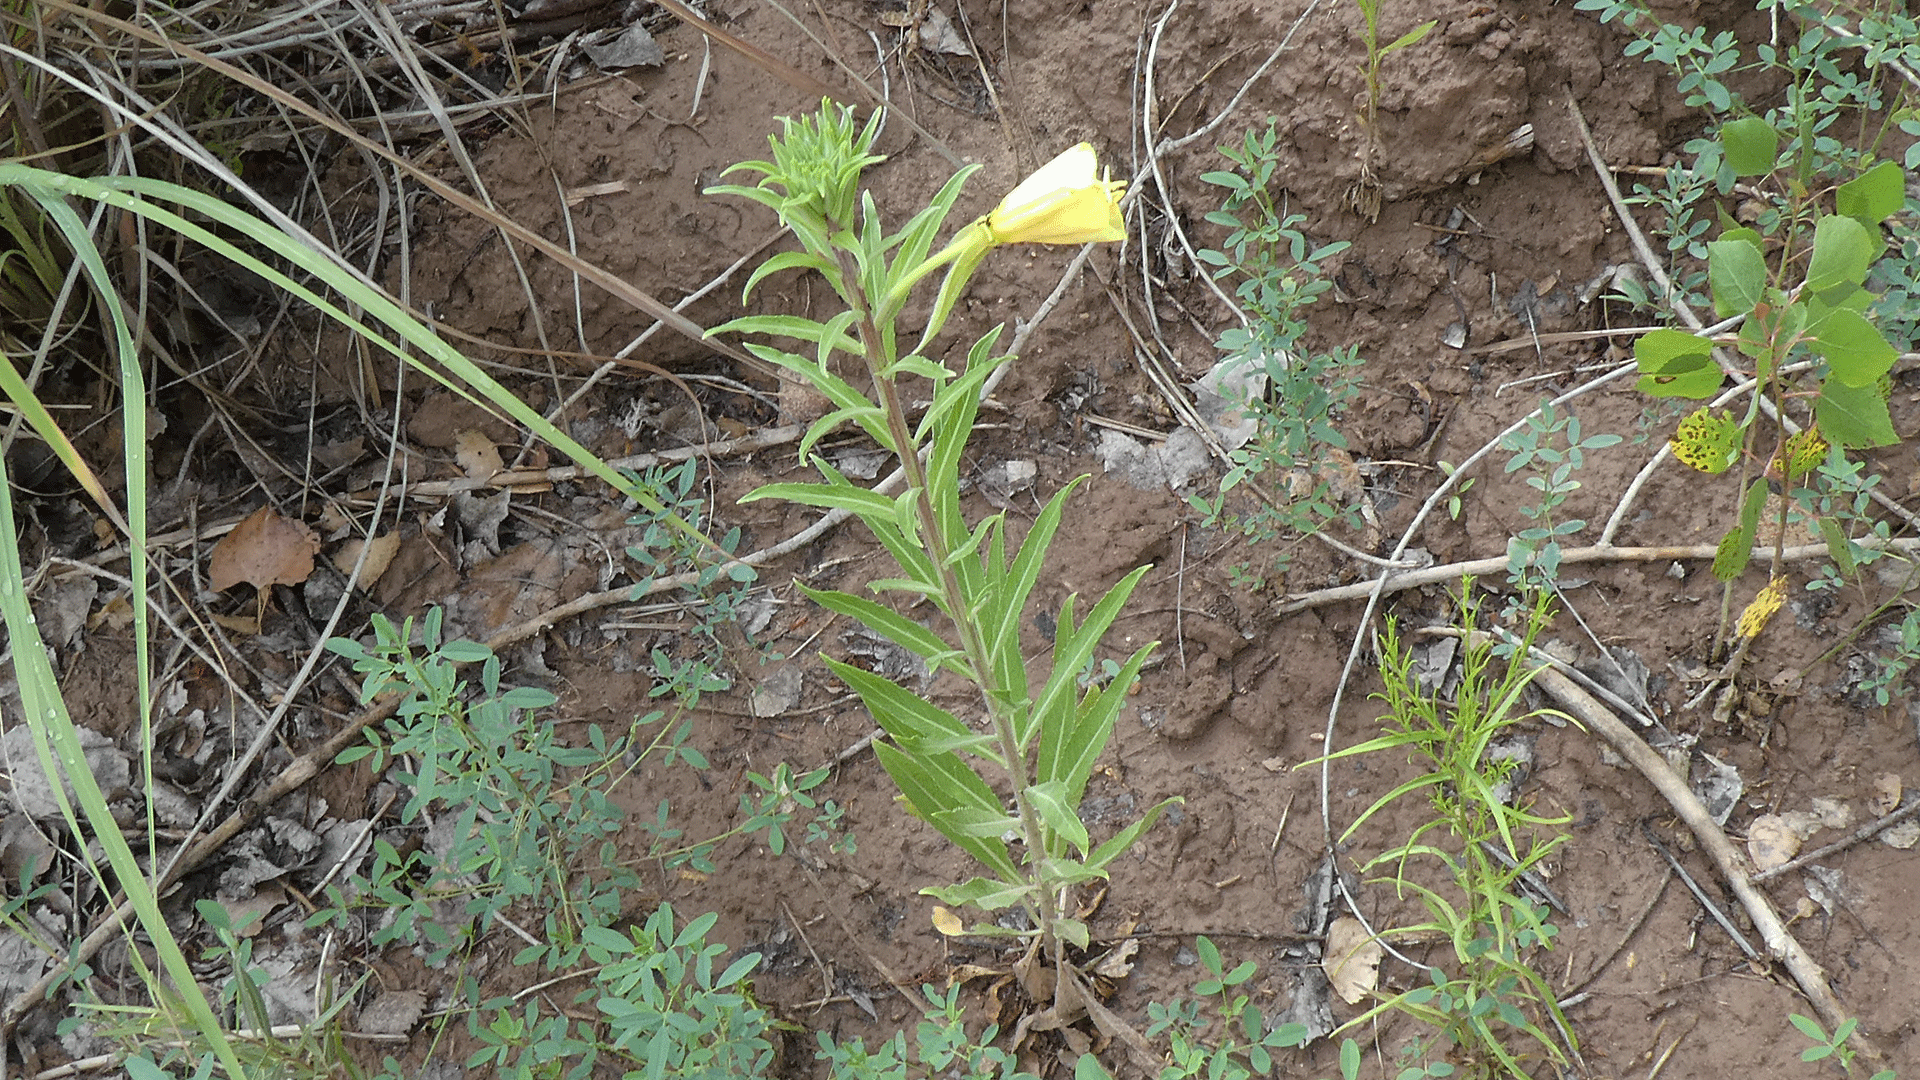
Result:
[710, 104, 1175, 984]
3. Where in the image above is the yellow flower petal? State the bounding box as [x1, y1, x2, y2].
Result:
[986, 142, 1126, 245]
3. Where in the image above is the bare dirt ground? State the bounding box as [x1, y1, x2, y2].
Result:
[10, 0, 1920, 1076]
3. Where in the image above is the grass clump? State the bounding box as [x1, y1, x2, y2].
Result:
[1312, 587, 1577, 1078]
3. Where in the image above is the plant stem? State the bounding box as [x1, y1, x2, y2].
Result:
[827, 242, 1066, 965]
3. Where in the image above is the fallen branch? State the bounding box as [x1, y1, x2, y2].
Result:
[1275, 538, 1920, 615]
[1501, 634, 1877, 1059]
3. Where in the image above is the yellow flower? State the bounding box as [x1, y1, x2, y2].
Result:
[984, 143, 1126, 245]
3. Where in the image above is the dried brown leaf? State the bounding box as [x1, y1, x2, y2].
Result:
[1747, 813, 1801, 871]
[359, 989, 428, 1036]
[1324, 916, 1382, 1005]
[453, 428, 504, 481]
[209, 507, 319, 592]
[333, 532, 401, 587]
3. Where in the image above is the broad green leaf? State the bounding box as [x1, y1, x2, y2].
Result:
[1716, 225, 1764, 254]
[1809, 307, 1896, 388]
[1719, 116, 1779, 176]
[1055, 917, 1092, 951]
[1707, 238, 1768, 318]
[1075, 1049, 1115, 1080]
[1025, 780, 1091, 857]
[1816, 379, 1899, 447]
[1804, 215, 1875, 296]
[1634, 328, 1720, 397]
[1836, 160, 1904, 227]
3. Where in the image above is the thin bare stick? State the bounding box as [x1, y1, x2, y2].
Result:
[1280, 537, 1920, 615]
[1751, 796, 1920, 884]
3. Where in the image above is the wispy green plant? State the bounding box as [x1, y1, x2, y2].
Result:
[1499, 402, 1621, 590]
[709, 103, 1179, 983]
[0, 151, 741, 1076]
[1308, 587, 1577, 1078]
[1187, 120, 1361, 586]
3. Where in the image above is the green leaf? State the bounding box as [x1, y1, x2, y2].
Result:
[1804, 215, 1876, 296]
[1075, 1049, 1115, 1080]
[1816, 378, 1899, 448]
[804, 589, 950, 664]
[1836, 160, 1904, 227]
[1085, 796, 1182, 872]
[1634, 328, 1720, 397]
[822, 657, 1000, 759]
[872, 741, 1022, 881]
[920, 876, 1032, 911]
[1036, 567, 1154, 793]
[1809, 307, 1896, 388]
[1719, 116, 1779, 176]
[1710, 523, 1749, 582]
[1707, 237, 1768, 319]
[1818, 516, 1857, 577]
[1382, 19, 1437, 52]
[1025, 780, 1091, 856]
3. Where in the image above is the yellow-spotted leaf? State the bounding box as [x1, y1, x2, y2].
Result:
[1735, 576, 1789, 640]
[1780, 427, 1829, 480]
[1669, 407, 1742, 474]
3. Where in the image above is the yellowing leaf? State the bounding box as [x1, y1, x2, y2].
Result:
[1324, 916, 1382, 1005]
[1779, 427, 1828, 480]
[1669, 407, 1741, 474]
[931, 906, 965, 936]
[1735, 576, 1788, 640]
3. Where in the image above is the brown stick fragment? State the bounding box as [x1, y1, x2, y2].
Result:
[1751, 796, 1920, 884]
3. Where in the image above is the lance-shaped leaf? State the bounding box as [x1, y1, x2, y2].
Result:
[1046, 642, 1155, 803]
[1032, 565, 1153, 769]
[823, 656, 999, 761]
[872, 741, 1021, 883]
[1025, 779, 1090, 857]
[1085, 796, 1183, 874]
[921, 877, 1033, 912]
[806, 590, 953, 667]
